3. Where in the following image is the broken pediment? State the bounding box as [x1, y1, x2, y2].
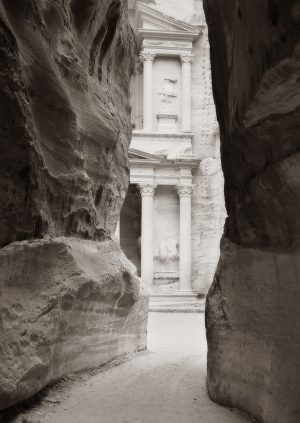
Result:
[129, 148, 164, 161]
[137, 2, 202, 40]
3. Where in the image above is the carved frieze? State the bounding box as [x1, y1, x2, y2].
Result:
[143, 40, 191, 48]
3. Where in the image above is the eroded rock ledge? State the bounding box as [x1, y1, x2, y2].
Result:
[0, 0, 147, 410]
[204, 1, 300, 422]
[0, 238, 147, 410]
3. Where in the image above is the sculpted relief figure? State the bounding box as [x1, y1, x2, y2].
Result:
[158, 78, 177, 103]
[157, 238, 179, 263]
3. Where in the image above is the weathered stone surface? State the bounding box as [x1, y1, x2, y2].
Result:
[0, 0, 134, 245]
[0, 238, 147, 410]
[204, 1, 300, 422]
[0, 0, 147, 411]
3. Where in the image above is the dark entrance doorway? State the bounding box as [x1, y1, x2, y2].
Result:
[120, 184, 141, 276]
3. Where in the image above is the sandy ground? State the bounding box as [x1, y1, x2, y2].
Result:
[2, 313, 253, 423]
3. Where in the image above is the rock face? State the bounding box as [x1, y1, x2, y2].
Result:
[203, 1, 300, 422]
[0, 0, 134, 245]
[0, 238, 147, 410]
[0, 0, 147, 411]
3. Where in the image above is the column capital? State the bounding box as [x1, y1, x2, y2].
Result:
[180, 54, 194, 64]
[138, 183, 157, 197]
[140, 52, 156, 62]
[177, 185, 194, 198]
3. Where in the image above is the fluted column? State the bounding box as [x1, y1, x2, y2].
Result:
[181, 55, 194, 132]
[140, 52, 155, 132]
[138, 183, 156, 289]
[177, 185, 193, 291]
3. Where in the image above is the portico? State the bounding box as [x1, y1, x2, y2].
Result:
[129, 149, 199, 296]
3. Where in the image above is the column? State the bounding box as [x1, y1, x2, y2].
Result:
[177, 185, 193, 292]
[138, 184, 156, 289]
[181, 55, 194, 132]
[140, 52, 155, 132]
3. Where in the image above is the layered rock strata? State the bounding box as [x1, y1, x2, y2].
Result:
[204, 1, 300, 422]
[0, 0, 147, 410]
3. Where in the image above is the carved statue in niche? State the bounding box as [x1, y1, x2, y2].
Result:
[158, 78, 177, 103]
[156, 238, 179, 263]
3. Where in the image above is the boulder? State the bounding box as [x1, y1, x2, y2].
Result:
[0, 237, 147, 410]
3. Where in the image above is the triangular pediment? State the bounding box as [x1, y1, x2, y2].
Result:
[129, 148, 163, 161]
[137, 2, 201, 37]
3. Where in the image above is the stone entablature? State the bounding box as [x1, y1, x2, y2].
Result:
[130, 156, 200, 187]
[131, 131, 194, 158]
[143, 39, 193, 53]
[142, 39, 194, 57]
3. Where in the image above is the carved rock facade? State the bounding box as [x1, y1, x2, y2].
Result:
[127, 0, 226, 303]
[204, 1, 300, 422]
[0, 0, 147, 410]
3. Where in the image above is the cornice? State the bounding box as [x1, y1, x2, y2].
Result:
[130, 158, 201, 169]
[139, 29, 201, 42]
[132, 131, 194, 140]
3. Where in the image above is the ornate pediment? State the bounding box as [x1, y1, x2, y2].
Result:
[137, 2, 202, 41]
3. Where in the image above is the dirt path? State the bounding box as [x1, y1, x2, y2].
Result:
[26, 312, 250, 423]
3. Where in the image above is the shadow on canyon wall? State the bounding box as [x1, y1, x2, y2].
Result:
[204, 1, 300, 422]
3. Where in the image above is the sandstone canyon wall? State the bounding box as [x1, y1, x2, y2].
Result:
[0, 0, 147, 410]
[204, 1, 300, 422]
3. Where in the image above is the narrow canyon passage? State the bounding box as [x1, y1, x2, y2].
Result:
[32, 313, 250, 423]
